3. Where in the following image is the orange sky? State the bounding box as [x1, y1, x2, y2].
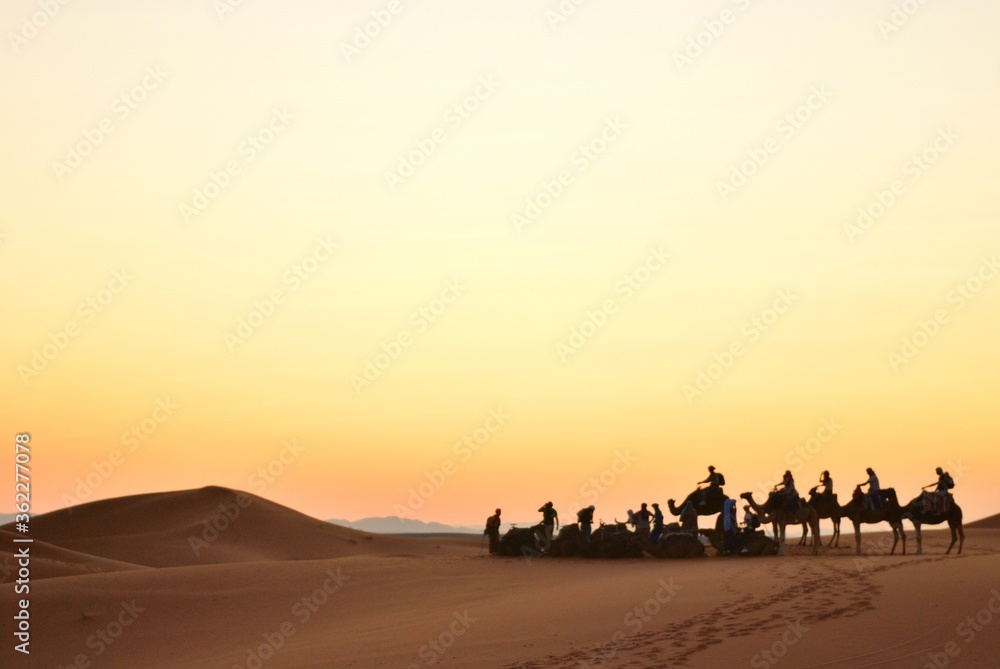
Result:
[2, 0, 998, 527]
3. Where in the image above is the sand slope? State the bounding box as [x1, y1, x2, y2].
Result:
[1, 486, 480, 569]
[2, 488, 997, 669]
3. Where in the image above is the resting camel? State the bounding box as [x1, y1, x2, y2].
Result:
[644, 530, 705, 559]
[903, 493, 964, 555]
[547, 524, 589, 557]
[741, 492, 820, 556]
[701, 516, 777, 556]
[496, 524, 544, 557]
[667, 486, 729, 517]
[797, 488, 841, 548]
[838, 488, 906, 556]
[590, 521, 644, 558]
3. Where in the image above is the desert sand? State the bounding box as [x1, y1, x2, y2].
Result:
[3, 487, 998, 668]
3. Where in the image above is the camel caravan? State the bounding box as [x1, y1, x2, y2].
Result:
[483, 466, 965, 559]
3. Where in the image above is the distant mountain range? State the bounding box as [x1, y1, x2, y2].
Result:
[327, 516, 517, 535]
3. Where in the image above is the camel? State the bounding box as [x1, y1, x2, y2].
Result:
[644, 530, 705, 559]
[797, 488, 841, 547]
[741, 492, 820, 556]
[589, 521, 644, 558]
[838, 488, 906, 556]
[667, 486, 729, 517]
[497, 524, 544, 557]
[903, 493, 964, 555]
[700, 516, 776, 556]
[546, 524, 588, 557]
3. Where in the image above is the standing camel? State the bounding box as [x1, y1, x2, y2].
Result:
[667, 488, 728, 518]
[740, 492, 820, 556]
[838, 488, 906, 556]
[903, 493, 964, 555]
[798, 488, 841, 547]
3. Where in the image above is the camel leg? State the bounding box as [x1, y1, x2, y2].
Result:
[946, 525, 956, 554]
[811, 518, 820, 555]
[890, 526, 899, 555]
[829, 518, 839, 547]
[778, 523, 787, 556]
[799, 522, 808, 546]
[899, 523, 906, 555]
[957, 524, 964, 554]
[854, 522, 862, 556]
[914, 523, 923, 556]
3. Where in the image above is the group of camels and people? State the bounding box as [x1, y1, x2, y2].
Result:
[483, 466, 965, 559]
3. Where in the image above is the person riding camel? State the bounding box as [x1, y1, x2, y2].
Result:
[538, 501, 559, 549]
[633, 503, 652, 541]
[857, 468, 881, 511]
[697, 466, 725, 505]
[650, 503, 665, 543]
[775, 470, 799, 513]
[484, 508, 502, 554]
[923, 467, 954, 513]
[577, 505, 595, 541]
[817, 470, 833, 497]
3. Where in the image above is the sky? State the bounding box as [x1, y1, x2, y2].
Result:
[2, 0, 999, 528]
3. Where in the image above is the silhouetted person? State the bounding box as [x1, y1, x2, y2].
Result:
[857, 468, 880, 511]
[721, 498, 740, 554]
[484, 508, 502, 554]
[697, 465, 724, 505]
[742, 504, 759, 534]
[538, 501, 558, 548]
[923, 467, 954, 513]
[818, 470, 833, 496]
[633, 502, 652, 541]
[650, 503, 665, 543]
[577, 505, 595, 541]
[679, 501, 698, 535]
[776, 470, 798, 512]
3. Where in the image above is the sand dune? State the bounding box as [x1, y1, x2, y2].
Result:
[2, 486, 480, 569]
[967, 512, 1000, 529]
[2, 489, 998, 668]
